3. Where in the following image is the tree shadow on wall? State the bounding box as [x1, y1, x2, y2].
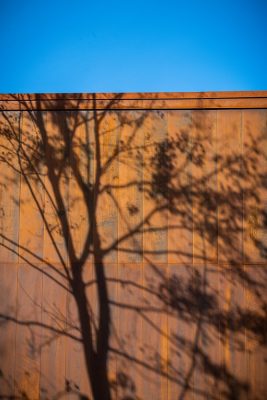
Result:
[0, 95, 267, 400]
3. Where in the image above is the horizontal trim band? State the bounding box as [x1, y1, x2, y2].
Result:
[0, 93, 267, 111]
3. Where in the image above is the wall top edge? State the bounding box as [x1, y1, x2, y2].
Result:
[0, 91, 267, 101]
[0, 91, 267, 110]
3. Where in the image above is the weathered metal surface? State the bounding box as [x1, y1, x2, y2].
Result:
[0, 92, 266, 400]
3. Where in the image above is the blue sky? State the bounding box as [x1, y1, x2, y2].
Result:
[0, 0, 266, 93]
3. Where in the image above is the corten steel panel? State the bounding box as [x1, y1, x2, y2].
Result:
[0, 92, 267, 400]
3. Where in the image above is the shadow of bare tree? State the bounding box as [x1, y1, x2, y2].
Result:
[0, 94, 266, 400]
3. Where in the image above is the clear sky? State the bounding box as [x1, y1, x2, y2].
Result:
[0, 0, 266, 93]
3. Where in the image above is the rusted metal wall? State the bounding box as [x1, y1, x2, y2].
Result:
[0, 92, 267, 400]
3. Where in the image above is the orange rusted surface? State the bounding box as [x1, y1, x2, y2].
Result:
[0, 92, 266, 399]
